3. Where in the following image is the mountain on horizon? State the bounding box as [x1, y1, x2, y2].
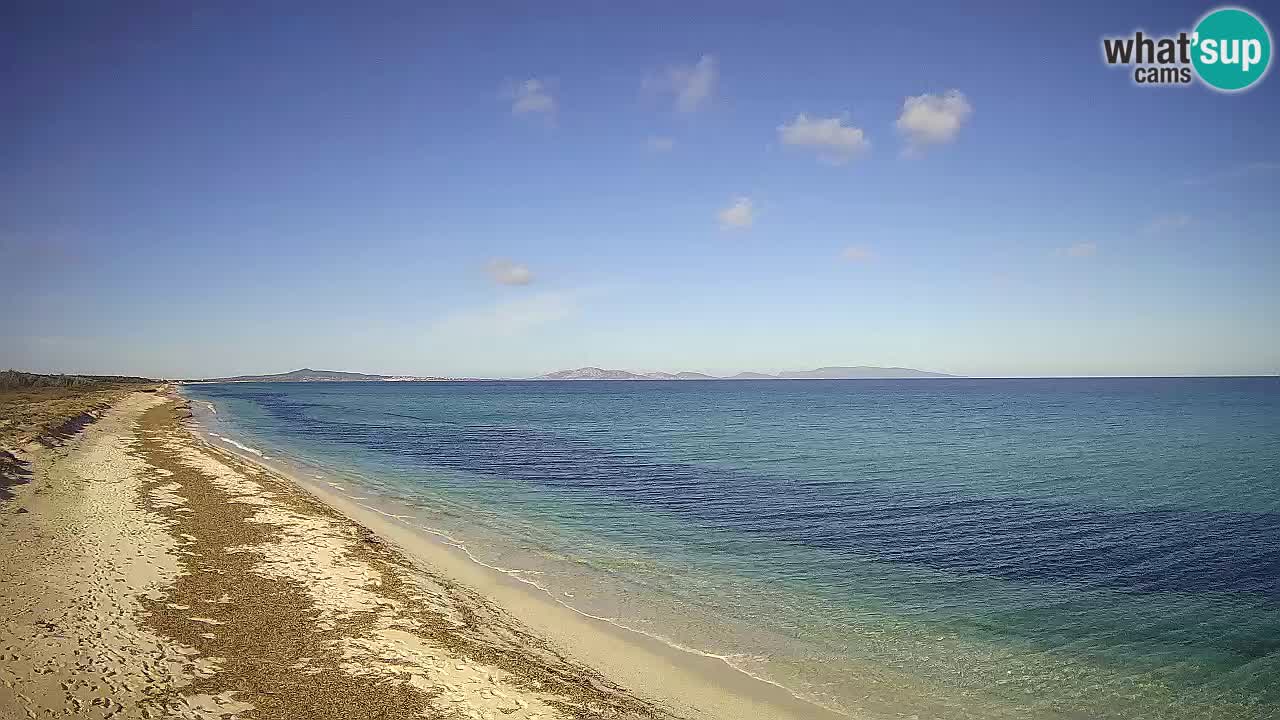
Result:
[191, 365, 959, 383]
[191, 368, 444, 383]
[535, 366, 958, 380]
[536, 367, 647, 381]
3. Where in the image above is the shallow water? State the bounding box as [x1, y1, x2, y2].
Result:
[183, 378, 1280, 718]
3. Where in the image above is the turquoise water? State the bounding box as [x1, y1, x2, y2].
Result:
[183, 378, 1280, 718]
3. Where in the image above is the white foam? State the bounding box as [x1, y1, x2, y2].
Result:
[210, 435, 264, 457]
[337, 500, 851, 718]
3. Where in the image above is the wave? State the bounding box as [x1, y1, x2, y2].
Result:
[210, 434, 265, 457]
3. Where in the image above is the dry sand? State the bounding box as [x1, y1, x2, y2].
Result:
[0, 390, 845, 720]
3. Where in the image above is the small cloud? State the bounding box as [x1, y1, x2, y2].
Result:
[718, 197, 754, 230]
[1058, 242, 1098, 258]
[777, 114, 869, 165]
[1141, 213, 1192, 235]
[841, 245, 874, 262]
[896, 90, 972, 153]
[644, 54, 718, 112]
[506, 78, 556, 116]
[647, 136, 675, 152]
[485, 258, 534, 285]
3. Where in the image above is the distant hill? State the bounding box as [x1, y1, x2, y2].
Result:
[191, 368, 447, 383]
[194, 366, 958, 383]
[536, 366, 958, 380]
[776, 366, 956, 379]
[536, 367, 726, 381]
[537, 367, 648, 381]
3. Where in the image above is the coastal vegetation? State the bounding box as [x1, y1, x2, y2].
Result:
[0, 371, 158, 498]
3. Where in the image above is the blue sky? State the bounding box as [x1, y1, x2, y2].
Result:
[3, 1, 1278, 378]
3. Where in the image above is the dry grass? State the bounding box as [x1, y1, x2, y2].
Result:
[0, 369, 154, 391]
[0, 372, 160, 500]
[0, 373, 158, 450]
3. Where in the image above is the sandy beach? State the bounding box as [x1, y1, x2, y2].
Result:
[0, 388, 843, 720]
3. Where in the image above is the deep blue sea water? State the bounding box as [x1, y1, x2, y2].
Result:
[183, 378, 1280, 719]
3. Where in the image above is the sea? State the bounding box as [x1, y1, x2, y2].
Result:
[181, 378, 1280, 719]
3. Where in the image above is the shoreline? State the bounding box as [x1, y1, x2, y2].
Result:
[8, 382, 1272, 718]
[1, 390, 672, 719]
[185, 391, 850, 720]
[1, 387, 851, 719]
[276, 463, 848, 720]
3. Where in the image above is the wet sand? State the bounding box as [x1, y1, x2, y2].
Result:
[0, 389, 845, 720]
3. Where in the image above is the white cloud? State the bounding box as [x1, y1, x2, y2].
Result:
[896, 90, 972, 152]
[1141, 213, 1192, 235]
[1059, 242, 1098, 258]
[644, 54, 718, 112]
[485, 258, 534, 285]
[647, 136, 675, 152]
[841, 245, 874, 262]
[777, 114, 869, 164]
[718, 197, 754, 230]
[432, 291, 576, 338]
[508, 78, 556, 116]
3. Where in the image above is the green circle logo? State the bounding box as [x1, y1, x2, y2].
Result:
[1192, 7, 1272, 91]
